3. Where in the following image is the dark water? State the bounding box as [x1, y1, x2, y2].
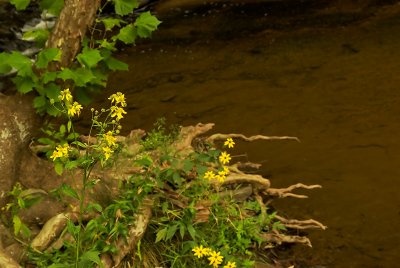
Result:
[104, 2, 400, 267]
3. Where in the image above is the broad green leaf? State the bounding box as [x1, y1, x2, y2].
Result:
[59, 124, 66, 134]
[73, 68, 96, 86]
[100, 18, 123, 31]
[22, 29, 49, 46]
[44, 83, 61, 100]
[54, 162, 63, 175]
[98, 39, 116, 50]
[12, 76, 35, 93]
[64, 160, 79, 170]
[13, 215, 22, 235]
[134, 12, 161, 38]
[40, 0, 64, 15]
[183, 159, 194, 173]
[0, 53, 11, 74]
[36, 48, 61, 69]
[80, 250, 103, 267]
[42, 71, 57, 83]
[10, 0, 31, 10]
[33, 95, 47, 110]
[57, 68, 76, 81]
[104, 56, 128, 71]
[155, 227, 167, 243]
[77, 48, 103, 68]
[8, 51, 32, 70]
[60, 184, 79, 200]
[113, 0, 139, 16]
[114, 24, 136, 44]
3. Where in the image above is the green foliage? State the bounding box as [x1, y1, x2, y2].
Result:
[2, 0, 161, 115]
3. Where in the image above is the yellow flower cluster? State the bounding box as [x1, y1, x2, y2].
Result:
[108, 92, 127, 121]
[203, 138, 235, 183]
[50, 144, 70, 161]
[192, 246, 236, 268]
[59, 88, 83, 117]
[109, 92, 127, 107]
[101, 131, 118, 160]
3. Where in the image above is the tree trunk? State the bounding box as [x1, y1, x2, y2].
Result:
[0, 0, 100, 219]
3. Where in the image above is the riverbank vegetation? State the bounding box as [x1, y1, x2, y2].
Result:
[0, 1, 325, 267]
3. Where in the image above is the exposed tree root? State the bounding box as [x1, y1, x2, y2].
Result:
[1, 123, 326, 267]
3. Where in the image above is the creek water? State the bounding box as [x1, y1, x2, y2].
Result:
[101, 2, 400, 267]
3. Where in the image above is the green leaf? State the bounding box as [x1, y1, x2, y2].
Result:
[67, 120, 72, 132]
[59, 124, 66, 134]
[155, 227, 167, 243]
[54, 162, 64, 175]
[13, 215, 22, 236]
[0, 53, 11, 74]
[166, 224, 178, 241]
[60, 184, 79, 200]
[42, 71, 57, 83]
[71, 141, 87, 148]
[134, 12, 161, 38]
[44, 83, 61, 100]
[74, 68, 96, 86]
[36, 48, 61, 69]
[113, 0, 139, 16]
[80, 250, 103, 266]
[33, 95, 47, 110]
[114, 24, 136, 44]
[40, 0, 64, 15]
[64, 160, 79, 170]
[101, 18, 124, 31]
[187, 223, 196, 240]
[37, 137, 55, 146]
[77, 48, 103, 68]
[8, 51, 32, 70]
[179, 223, 185, 238]
[22, 29, 49, 46]
[10, 0, 31, 10]
[183, 159, 194, 173]
[57, 68, 76, 81]
[12, 76, 35, 93]
[104, 56, 128, 71]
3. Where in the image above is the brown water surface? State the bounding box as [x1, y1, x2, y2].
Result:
[105, 2, 400, 267]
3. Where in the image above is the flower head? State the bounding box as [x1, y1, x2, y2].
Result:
[109, 92, 127, 107]
[192, 245, 209, 258]
[68, 102, 83, 117]
[204, 170, 216, 180]
[50, 144, 69, 161]
[102, 146, 113, 160]
[60, 88, 73, 103]
[223, 261, 237, 268]
[224, 138, 235, 148]
[219, 152, 231, 165]
[110, 106, 127, 121]
[104, 131, 117, 147]
[208, 251, 223, 267]
[216, 174, 226, 183]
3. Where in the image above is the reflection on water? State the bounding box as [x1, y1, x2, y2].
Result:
[104, 2, 400, 267]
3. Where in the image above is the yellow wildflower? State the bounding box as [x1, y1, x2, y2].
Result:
[204, 170, 216, 180]
[208, 251, 223, 268]
[219, 152, 231, 165]
[216, 174, 226, 183]
[110, 106, 127, 121]
[223, 261, 236, 268]
[50, 144, 69, 160]
[223, 166, 229, 175]
[67, 102, 83, 117]
[203, 247, 212, 256]
[224, 138, 235, 148]
[60, 88, 73, 103]
[192, 245, 208, 258]
[104, 131, 117, 147]
[102, 146, 113, 160]
[109, 92, 127, 107]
